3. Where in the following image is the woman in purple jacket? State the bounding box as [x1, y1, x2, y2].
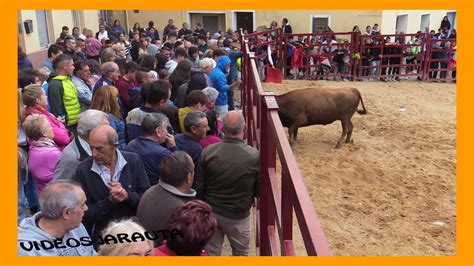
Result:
[23, 114, 62, 197]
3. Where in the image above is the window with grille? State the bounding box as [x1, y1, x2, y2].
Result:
[312, 16, 329, 33]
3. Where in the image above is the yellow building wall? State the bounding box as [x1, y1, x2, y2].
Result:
[125, 10, 186, 34]
[188, 12, 227, 33]
[122, 10, 384, 35]
[50, 10, 75, 41]
[83, 10, 100, 33]
[19, 10, 100, 55]
[255, 10, 382, 34]
[18, 10, 41, 54]
[124, 10, 240, 35]
[381, 10, 455, 34]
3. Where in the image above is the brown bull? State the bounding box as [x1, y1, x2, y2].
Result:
[276, 87, 367, 148]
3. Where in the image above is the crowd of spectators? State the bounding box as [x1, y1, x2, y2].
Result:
[18, 17, 260, 256]
[16, 14, 457, 257]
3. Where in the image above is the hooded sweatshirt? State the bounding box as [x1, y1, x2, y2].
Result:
[209, 55, 231, 106]
[17, 212, 96, 256]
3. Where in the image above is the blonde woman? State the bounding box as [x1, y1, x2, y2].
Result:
[21, 84, 70, 149]
[98, 219, 153, 256]
[101, 47, 117, 63]
[90, 85, 126, 150]
[112, 43, 126, 60]
[23, 114, 62, 197]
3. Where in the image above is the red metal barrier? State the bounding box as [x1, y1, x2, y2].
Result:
[247, 30, 456, 82]
[423, 37, 457, 82]
[245, 28, 284, 82]
[240, 30, 332, 256]
[281, 32, 357, 81]
[356, 33, 427, 81]
[237, 28, 455, 257]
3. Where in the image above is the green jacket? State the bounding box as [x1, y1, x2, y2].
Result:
[197, 137, 260, 219]
[48, 75, 81, 126]
[409, 39, 421, 54]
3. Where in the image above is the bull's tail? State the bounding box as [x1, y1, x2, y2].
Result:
[355, 89, 368, 115]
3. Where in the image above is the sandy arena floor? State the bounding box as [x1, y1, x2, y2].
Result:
[257, 79, 457, 256]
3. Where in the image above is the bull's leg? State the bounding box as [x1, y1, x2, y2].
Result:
[345, 120, 353, 143]
[289, 124, 299, 143]
[336, 120, 348, 149]
[288, 130, 293, 145]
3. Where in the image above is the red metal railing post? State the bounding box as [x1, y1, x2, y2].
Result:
[258, 101, 270, 255]
[281, 170, 294, 255]
[278, 28, 283, 70]
[245, 46, 254, 146]
[353, 32, 359, 80]
[305, 34, 310, 79]
[259, 95, 278, 256]
[423, 34, 432, 81]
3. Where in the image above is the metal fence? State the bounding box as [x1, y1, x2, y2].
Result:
[240, 30, 332, 256]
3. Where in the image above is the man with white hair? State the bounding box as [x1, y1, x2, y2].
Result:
[18, 180, 96, 256]
[54, 109, 109, 180]
[207, 39, 218, 51]
[202, 87, 219, 109]
[74, 125, 150, 246]
[92, 61, 120, 94]
[199, 58, 215, 87]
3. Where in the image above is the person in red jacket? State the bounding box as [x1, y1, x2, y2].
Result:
[115, 61, 139, 115]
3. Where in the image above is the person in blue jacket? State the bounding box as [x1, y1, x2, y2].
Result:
[209, 55, 232, 118]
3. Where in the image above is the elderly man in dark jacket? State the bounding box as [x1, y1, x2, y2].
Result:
[74, 125, 150, 246]
[54, 109, 109, 180]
